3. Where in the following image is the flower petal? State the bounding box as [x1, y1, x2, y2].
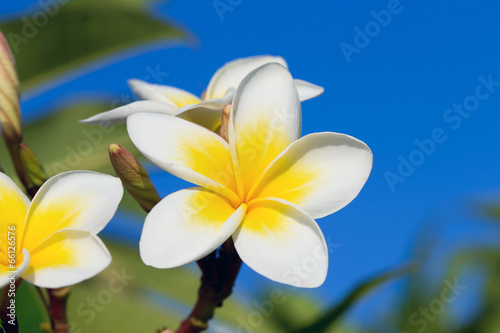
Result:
[128, 79, 201, 107]
[205, 55, 288, 100]
[229, 63, 301, 196]
[250, 132, 372, 219]
[23, 230, 111, 288]
[0, 172, 29, 257]
[293, 79, 324, 101]
[79, 100, 178, 127]
[233, 198, 327, 288]
[127, 113, 240, 205]
[0, 249, 30, 289]
[140, 187, 246, 268]
[22, 171, 123, 251]
[175, 88, 235, 131]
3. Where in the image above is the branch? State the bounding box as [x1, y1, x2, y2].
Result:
[47, 288, 71, 333]
[176, 239, 242, 333]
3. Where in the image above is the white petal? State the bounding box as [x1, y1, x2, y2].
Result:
[23, 230, 111, 288]
[22, 171, 123, 251]
[128, 79, 201, 107]
[0, 172, 29, 256]
[205, 55, 288, 100]
[79, 100, 178, 127]
[140, 188, 246, 268]
[0, 249, 30, 289]
[175, 88, 235, 131]
[229, 63, 301, 195]
[293, 79, 324, 101]
[127, 113, 240, 205]
[250, 132, 373, 219]
[233, 198, 328, 288]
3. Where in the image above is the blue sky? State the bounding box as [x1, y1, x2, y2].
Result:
[2, 0, 500, 327]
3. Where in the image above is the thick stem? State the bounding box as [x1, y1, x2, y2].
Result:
[176, 240, 242, 333]
[0, 278, 22, 333]
[47, 288, 71, 333]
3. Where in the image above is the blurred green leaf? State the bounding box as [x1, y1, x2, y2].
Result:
[291, 263, 416, 333]
[447, 248, 500, 333]
[480, 203, 500, 221]
[0, 0, 183, 90]
[0, 103, 136, 176]
[268, 293, 322, 332]
[67, 241, 272, 332]
[0, 282, 49, 333]
[0, 102, 149, 216]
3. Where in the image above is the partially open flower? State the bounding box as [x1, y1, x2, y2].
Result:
[127, 64, 372, 288]
[0, 31, 22, 143]
[80, 55, 324, 131]
[0, 171, 123, 288]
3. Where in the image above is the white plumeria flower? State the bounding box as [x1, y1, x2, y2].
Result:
[80, 55, 324, 132]
[0, 171, 123, 288]
[127, 63, 372, 288]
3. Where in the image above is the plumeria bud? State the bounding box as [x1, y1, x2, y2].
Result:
[109, 144, 161, 212]
[20, 143, 47, 187]
[0, 31, 22, 143]
[219, 104, 231, 141]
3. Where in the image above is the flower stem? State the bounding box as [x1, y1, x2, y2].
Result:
[176, 239, 242, 333]
[0, 278, 22, 333]
[47, 287, 71, 333]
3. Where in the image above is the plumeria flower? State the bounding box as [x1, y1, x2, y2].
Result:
[80, 55, 324, 132]
[0, 171, 123, 288]
[127, 63, 372, 288]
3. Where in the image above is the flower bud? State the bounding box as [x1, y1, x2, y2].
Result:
[109, 144, 161, 212]
[20, 143, 47, 187]
[219, 104, 231, 142]
[0, 31, 22, 143]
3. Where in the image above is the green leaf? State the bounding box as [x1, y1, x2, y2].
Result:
[0, 103, 136, 176]
[67, 241, 266, 332]
[0, 102, 149, 215]
[480, 203, 500, 221]
[0, 0, 183, 91]
[264, 292, 323, 333]
[291, 263, 417, 333]
[0, 282, 49, 333]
